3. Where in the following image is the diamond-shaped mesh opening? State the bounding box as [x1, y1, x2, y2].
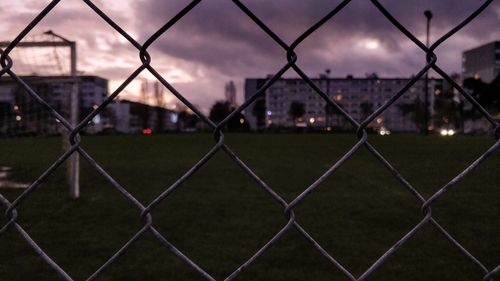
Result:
[151, 151, 285, 278]
[294, 146, 422, 275]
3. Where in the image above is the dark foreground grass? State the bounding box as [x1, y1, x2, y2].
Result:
[0, 134, 498, 281]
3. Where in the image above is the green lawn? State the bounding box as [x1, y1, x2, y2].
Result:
[0, 134, 499, 281]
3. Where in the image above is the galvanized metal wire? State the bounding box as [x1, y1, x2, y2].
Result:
[1, 0, 499, 280]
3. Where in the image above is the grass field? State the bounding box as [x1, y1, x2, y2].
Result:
[0, 133, 499, 281]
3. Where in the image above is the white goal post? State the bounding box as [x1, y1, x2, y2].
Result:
[0, 31, 80, 199]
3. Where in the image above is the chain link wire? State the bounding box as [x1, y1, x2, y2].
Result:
[1, 0, 499, 280]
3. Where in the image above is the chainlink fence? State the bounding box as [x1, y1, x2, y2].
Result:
[1, 0, 500, 280]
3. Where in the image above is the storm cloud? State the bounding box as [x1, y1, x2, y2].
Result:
[1, 0, 499, 110]
[134, 0, 500, 77]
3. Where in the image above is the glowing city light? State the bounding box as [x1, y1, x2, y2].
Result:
[379, 126, 390, 136]
[439, 129, 456, 136]
[170, 112, 178, 124]
[92, 114, 101, 124]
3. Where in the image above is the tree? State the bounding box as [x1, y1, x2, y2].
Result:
[130, 102, 150, 130]
[462, 76, 500, 120]
[325, 103, 335, 127]
[209, 101, 233, 124]
[251, 98, 266, 130]
[0, 102, 12, 135]
[433, 84, 460, 129]
[288, 101, 305, 124]
[360, 101, 374, 121]
[178, 110, 199, 129]
[209, 100, 248, 131]
[325, 102, 348, 130]
[397, 98, 426, 132]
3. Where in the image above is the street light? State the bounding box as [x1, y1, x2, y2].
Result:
[325, 69, 331, 96]
[324, 69, 331, 129]
[423, 10, 432, 135]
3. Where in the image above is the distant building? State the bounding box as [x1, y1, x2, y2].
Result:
[245, 76, 444, 132]
[225, 81, 237, 105]
[108, 100, 177, 134]
[0, 75, 108, 135]
[462, 41, 500, 83]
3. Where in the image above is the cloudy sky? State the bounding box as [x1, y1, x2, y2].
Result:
[1, 0, 499, 112]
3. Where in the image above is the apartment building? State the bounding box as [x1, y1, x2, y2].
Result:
[245, 76, 444, 132]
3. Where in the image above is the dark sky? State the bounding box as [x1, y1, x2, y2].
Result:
[2, 0, 499, 111]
